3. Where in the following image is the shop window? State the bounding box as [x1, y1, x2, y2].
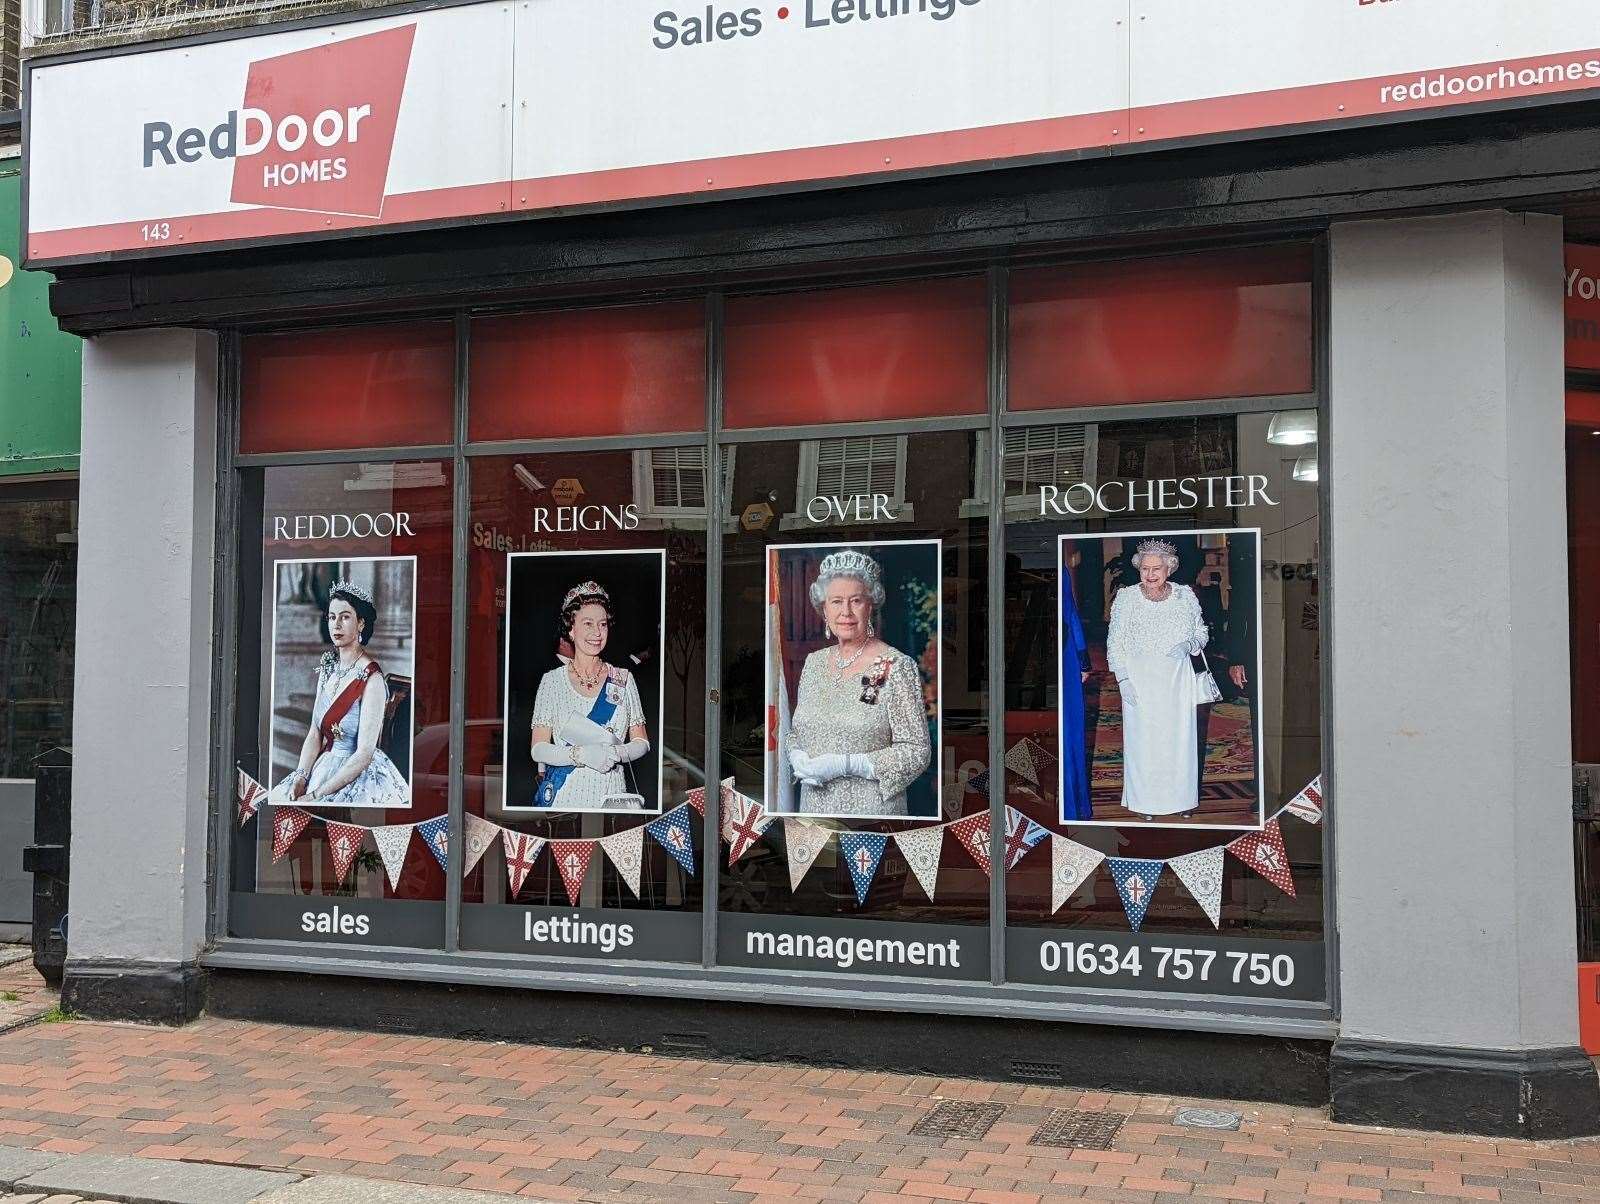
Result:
[718, 430, 989, 978]
[723, 277, 988, 429]
[1009, 245, 1315, 411]
[1001, 410, 1326, 1001]
[228, 460, 453, 947]
[0, 482, 77, 779]
[240, 323, 455, 455]
[781, 435, 912, 528]
[461, 451, 706, 962]
[964, 425, 1098, 518]
[469, 302, 706, 442]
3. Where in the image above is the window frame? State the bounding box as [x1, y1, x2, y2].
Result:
[206, 246, 1336, 1038]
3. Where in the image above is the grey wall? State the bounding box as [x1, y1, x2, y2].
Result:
[1329, 211, 1576, 1051]
[67, 330, 217, 967]
[0, 780, 34, 926]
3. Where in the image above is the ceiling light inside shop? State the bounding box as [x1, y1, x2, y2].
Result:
[1292, 454, 1319, 483]
[1267, 409, 1318, 446]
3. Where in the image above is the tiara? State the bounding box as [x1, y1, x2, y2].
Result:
[816, 549, 882, 587]
[1133, 539, 1178, 562]
[329, 580, 373, 605]
[561, 580, 610, 611]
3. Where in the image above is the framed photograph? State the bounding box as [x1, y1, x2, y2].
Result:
[502, 547, 667, 815]
[765, 539, 942, 821]
[1057, 527, 1264, 831]
[266, 555, 417, 810]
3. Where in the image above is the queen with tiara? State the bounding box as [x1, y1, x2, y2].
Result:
[1106, 538, 1209, 819]
[528, 580, 651, 811]
[787, 548, 931, 817]
[274, 579, 410, 808]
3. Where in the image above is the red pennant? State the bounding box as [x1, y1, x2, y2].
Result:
[684, 786, 706, 819]
[1227, 819, 1296, 897]
[271, 807, 314, 863]
[324, 821, 367, 886]
[502, 830, 546, 898]
[724, 793, 773, 866]
[237, 768, 266, 826]
[549, 840, 595, 906]
[947, 813, 992, 876]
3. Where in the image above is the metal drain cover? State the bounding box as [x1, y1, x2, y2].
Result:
[1029, 1108, 1126, 1149]
[910, 1100, 1006, 1139]
[1174, 1107, 1242, 1131]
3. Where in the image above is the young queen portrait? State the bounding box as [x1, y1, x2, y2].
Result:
[528, 580, 652, 811]
[273, 579, 410, 808]
[786, 548, 933, 818]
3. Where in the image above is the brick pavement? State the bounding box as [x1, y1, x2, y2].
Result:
[0, 953, 53, 1034]
[0, 961, 1597, 1202]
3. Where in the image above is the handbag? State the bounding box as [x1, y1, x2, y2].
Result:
[1193, 649, 1223, 706]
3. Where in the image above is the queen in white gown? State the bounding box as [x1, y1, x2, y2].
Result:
[1106, 539, 1208, 818]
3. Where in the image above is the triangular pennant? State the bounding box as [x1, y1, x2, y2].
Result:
[416, 815, 450, 871]
[1027, 738, 1059, 780]
[1001, 807, 1051, 871]
[549, 839, 595, 906]
[646, 807, 697, 876]
[1107, 858, 1164, 932]
[1169, 846, 1226, 929]
[270, 807, 314, 863]
[947, 812, 993, 875]
[783, 820, 834, 893]
[501, 829, 546, 898]
[464, 814, 500, 876]
[237, 768, 267, 826]
[684, 785, 707, 819]
[964, 768, 990, 797]
[371, 824, 414, 891]
[1227, 820, 1296, 897]
[838, 832, 888, 906]
[599, 827, 646, 898]
[1003, 741, 1039, 785]
[893, 824, 945, 901]
[1050, 836, 1105, 913]
[324, 820, 368, 887]
[1285, 775, 1325, 825]
[724, 792, 774, 866]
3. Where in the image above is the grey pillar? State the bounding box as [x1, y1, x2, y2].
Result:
[63, 329, 218, 1024]
[1327, 211, 1597, 1136]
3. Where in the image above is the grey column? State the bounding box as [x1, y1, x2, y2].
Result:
[63, 329, 218, 1024]
[1327, 210, 1596, 1136]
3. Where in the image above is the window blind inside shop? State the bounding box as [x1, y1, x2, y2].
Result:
[815, 436, 898, 497]
[1003, 425, 1089, 496]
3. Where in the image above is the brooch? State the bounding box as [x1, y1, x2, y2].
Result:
[859, 656, 892, 705]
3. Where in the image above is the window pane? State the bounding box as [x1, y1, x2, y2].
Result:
[718, 431, 989, 980]
[0, 492, 77, 777]
[724, 278, 988, 428]
[1002, 412, 1325, 1000]
[229, 460, 453, 946]
[240, 324, 455, 454]
[462, 451, 706, 962]
[469, 302, 706, 442]
[1009, 246, 1315, 410]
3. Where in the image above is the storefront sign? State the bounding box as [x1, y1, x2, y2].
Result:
[25, 0, 1600, 263]
[230, 891, 444, 947]
[461, 904, 701, 961]
[720, 913, 986, 981]
[1567, 243, 1600, 371]
[1006, 928, 1325, 1002]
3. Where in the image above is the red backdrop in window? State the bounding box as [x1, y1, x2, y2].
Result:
[723, 277, 989, 428]
[469, 302, 706, 441]
[1009, 246, 1315, 410]
[240, 323, 456, 454]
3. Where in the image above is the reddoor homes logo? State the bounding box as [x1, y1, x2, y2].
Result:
[140, 24, 416, 220]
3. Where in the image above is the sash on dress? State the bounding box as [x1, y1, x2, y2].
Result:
[319, 661, 381, 756]
[535, 683, 619, 808]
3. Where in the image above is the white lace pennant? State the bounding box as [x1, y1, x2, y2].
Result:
[600, 826, 646, 898]
[463, 813, 500, 876]
[894, 824, 946, 901]
[1169, 846, 1226, 929]
[371, 824, 415, 892]
[783, 820, 833, 893]
[1051, 836, 1105, 914]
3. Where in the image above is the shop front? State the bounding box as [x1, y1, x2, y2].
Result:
[23, 0, 1600, 1138]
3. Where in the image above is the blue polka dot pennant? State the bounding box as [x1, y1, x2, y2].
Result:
[646, 806, 698, 876]
[1107, 857, 1164, 932]
[838, 832, 889, 906]
[415, 815, 450, 872]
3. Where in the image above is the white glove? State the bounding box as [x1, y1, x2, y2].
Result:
[577, 744, 620, 774]
[1167, 640, 1198, 660]
[791, 750, 874, 787]
[1118, 678, 1138, 708]
[530, 741, 574, 767]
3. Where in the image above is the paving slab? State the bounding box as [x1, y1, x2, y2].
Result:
[16, 1155, 299, 1204]
[259, 1176, 542, 1203]
[0, 1150, 67, 1187]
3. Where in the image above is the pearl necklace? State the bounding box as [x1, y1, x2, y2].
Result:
[569, 659, 606, 690]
